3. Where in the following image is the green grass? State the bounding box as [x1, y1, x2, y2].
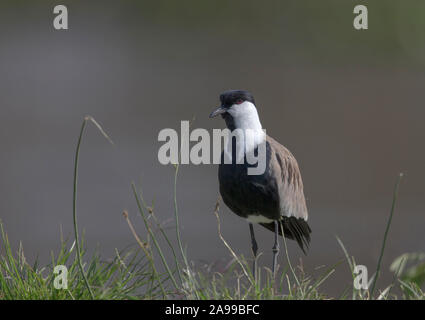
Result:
[0, 116, 424, 300]
[0, 223, 168, 299]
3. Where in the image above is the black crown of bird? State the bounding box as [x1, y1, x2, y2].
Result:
[210, 90, 311, 275]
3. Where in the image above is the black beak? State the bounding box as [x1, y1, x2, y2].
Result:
[209, 105, 226, 118]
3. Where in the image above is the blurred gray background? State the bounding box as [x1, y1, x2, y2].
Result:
[0, 0, 424, 296]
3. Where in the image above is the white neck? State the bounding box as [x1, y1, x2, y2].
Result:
[225, 101, 266, 159]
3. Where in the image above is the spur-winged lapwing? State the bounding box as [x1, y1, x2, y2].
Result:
[210, 90, 311, 276]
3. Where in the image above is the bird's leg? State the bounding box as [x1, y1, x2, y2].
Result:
[249, 223, 258, 281]
[272, 221, 280, 277]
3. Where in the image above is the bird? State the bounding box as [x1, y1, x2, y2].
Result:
[209, 90, 311, 277]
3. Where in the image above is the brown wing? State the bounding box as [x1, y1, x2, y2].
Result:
[266, 135, 308, 220]
[261, 135, 311, 253]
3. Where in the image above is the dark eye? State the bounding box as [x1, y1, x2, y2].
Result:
[235, 99, 244, 104]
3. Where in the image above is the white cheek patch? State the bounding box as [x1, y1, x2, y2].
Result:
[227, 101, 263, 132]
[225, 101, 266, 159]
[227, 103, 245, 118]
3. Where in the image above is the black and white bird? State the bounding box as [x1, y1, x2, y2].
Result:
[209, 90, 311, 276]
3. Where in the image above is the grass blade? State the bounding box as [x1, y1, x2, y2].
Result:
[370, 173, 403, 297]
[72, 116, 113, 299]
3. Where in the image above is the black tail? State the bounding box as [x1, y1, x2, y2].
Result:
[260, 217, 311, 255]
